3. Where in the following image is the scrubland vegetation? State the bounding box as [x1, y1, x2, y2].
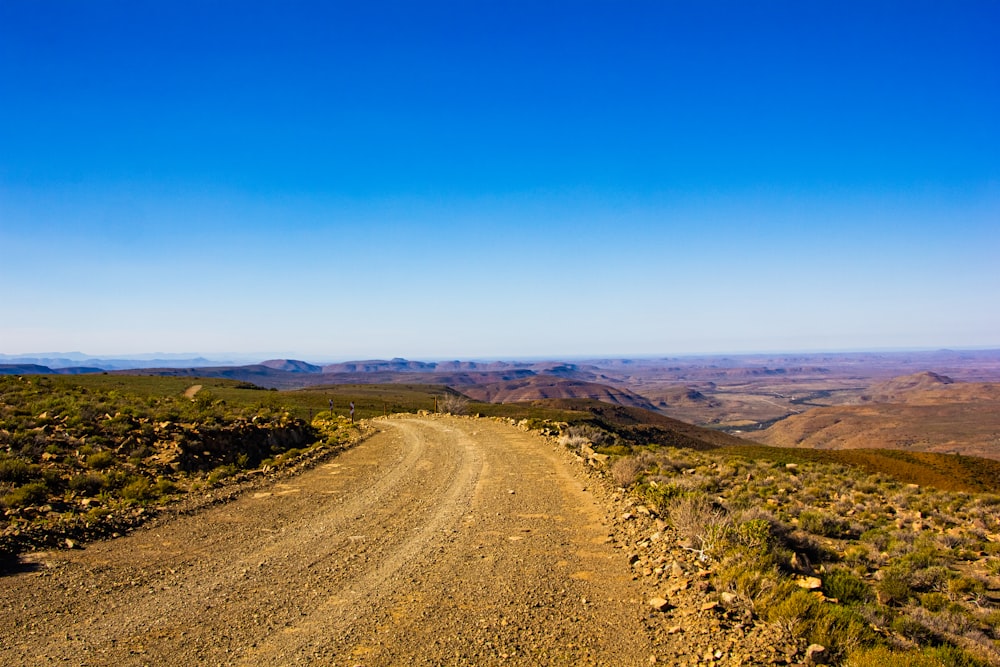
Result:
[575, 430, 1000, 666]
[0, 375, 361, 557]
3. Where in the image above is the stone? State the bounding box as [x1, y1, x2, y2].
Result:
[805, 644, 829, 665]
[796, 576, 823, 590]
[720, 591, 737, 605]
[648, 597, 671, 612]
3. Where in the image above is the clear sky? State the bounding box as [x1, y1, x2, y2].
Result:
[2, 1, 998, 361]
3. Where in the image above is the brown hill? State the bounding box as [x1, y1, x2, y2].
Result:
[647, 386, 719, 409]
[755, 378, 1000, 460]
[461, 378, 656, 410]
[860, 371, 954, 402]
[527, 398, 753, 450]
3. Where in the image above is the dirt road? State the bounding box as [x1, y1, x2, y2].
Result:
[1, 415, 669, 665]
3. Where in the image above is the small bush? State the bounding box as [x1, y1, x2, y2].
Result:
[0, 458, 32, 483]
[68, 473, 107, 495]
[920, 591, 949, 612]
[438, 394, 469, 415]
[86, 451, 115, 470]
[668, 492, 730, 560]
[877, 566, 914, 605]
[825, 569, 872, 604]
[766, 587, 818, 634]
[2, 482, 48, 508]
[122, 478, 155, 503]
[207, 464, 237, 485]
[610, 456, 646, 487]
[154, 478, 179, 496]
[799, 510, 850, 538]
[638, 480, 683, 512]
[810, 604, 877, 656]
[559, 424, 613, 450]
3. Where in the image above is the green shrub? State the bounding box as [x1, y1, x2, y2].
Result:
[847, 645, 988, 667]
[824, 569, 871, 604]
[766, 587, 819, 632]
[68, 472, 107, 495]
[0, 458, 32, 483]
[207, 464, 237, 485]
[799, 510, 850, 537]
[860, 528, 891, 552]
[86, 451, 115, 470]
[891, 614, 936, 644]
[919, 591, 949, 612]
[122, 478, 155, 503]
[948, 575, 986, 598]
[637, 481, 682, 511]
[728, 518, 773, 553]
[154, 478, 179, 495]
[809, 604, 877, 656]
[877, 566, 914, 605]
[2, 482, 48, 508]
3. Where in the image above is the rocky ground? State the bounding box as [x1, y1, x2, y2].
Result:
[1, 414, 810, 666]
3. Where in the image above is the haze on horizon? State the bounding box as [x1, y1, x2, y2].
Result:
[2, 2, 998, 360]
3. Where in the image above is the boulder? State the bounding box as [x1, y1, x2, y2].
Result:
[805, 643, 829, 665]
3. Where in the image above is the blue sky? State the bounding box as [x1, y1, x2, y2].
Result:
[2, 1, 998, 360]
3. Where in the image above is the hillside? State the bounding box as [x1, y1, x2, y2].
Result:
[522, 398, 753, 450]
[460, 378, 655, 409]
[756, 375, 1000, 460]
[860, 370, 955, 402]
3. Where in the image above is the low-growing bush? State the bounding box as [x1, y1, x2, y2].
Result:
[847, 644, 988, 667]
[825, 568, 872, 604]
[2, 482, 48, 508]
[154, 478, 179, 496]
[207, 464, 238, 485]
[68, 472, 108, 495]
[122, 478, 155, 503]
[668, 492, 730, 560]
[877, 566, 916, 605]
[438, 393, 469, 415]
[609, 456, 645, 487]
[799, 509, 851, 538]
[0, 457, 33, 483]
[86, 451, 115, 470]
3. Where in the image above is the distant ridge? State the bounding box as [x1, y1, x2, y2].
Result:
[0, 353, 229, 371]
[0, 364, 104, 375]
[260, 359, 323, 373]
[461, 378, 656, 410]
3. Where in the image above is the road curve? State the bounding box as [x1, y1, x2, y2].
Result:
[1, 415, 662, 665]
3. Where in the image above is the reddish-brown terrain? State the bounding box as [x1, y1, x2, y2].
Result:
[754, 372, 1000, 460]
[460, 378, 656, 410]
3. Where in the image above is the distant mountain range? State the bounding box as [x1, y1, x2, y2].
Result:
[0, 353, 236, 371]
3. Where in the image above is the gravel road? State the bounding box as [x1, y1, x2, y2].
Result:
[1, 415, 673, 665]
